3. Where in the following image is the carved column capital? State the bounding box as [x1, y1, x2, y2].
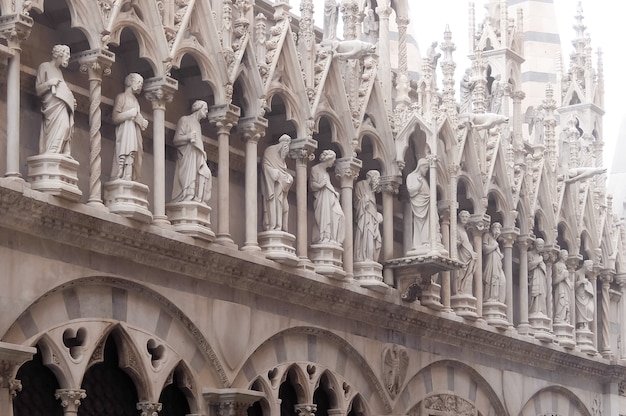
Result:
[334, 157, 362, 188]
[615, 273, 626, 289]
[0, 343, 36, 396]
[375, 3, 392, 19]
[288, 137, 317, 162]
[512, 90, 526, 101]
[467, 213, 490, 237]
[499, 227, 519, 248]
[203, 388, 265, 416]
[136, 401, 162, 416]
[0, 13, 33, 49]
[447, 163, 460, 177]
[55, 389, 87, 413]
[144, 76, 178, 109]
[294, 404, 317, 416]
[209, 103, 241, 133]
[75, 48, 115, 80]
[380, 175, 401, 194]
[237, 116, 268, 143]
[600, 268, 614, 285]
[516, 234, 534, 251]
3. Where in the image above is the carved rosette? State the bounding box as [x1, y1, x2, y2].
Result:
[55, 389, 87, 413]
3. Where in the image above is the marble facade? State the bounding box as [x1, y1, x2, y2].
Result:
[0, 0, 625, 415]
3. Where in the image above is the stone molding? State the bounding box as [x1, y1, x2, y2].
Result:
[0, 184, 624, 383]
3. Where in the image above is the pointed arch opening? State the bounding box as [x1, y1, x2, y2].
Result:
[78, 335, 140, 416]
[13, 345, 63, 416]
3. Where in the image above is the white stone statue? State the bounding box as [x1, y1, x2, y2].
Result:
[528, 238, 548, 316]
[426, 41, 441, 69]
[111, 73, 149, 181]
[35, 45, 76, 156]
[362, 6, 378, 43]
[331, 39, 377, 60]
[261, 134, 293, 231]
[323, 0, 339, 41]
[489, 74, 504, 114]
[575, 260, 595, 329]
[171, 100, 212, 204]
[552, 249, 572, 324]
[456, 210, 476, 294]
[482, 222, 506, 302]
[310, 150, 345, 245]
[354, 170, 383, 262]
[459, 68, 474, 114]
[406, 158, 432, 251]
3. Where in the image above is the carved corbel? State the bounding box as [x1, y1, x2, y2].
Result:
[237, 116, 268, 144]
[334, 157, 362, 189]
[143, 76, 178, 109]
[208, 103, 241, 133]
[203, 388, 265, 416]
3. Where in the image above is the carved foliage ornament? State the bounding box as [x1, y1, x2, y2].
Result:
[423, 394, 476, 416]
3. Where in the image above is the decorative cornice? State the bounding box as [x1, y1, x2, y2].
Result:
[0, 184, 624, 384]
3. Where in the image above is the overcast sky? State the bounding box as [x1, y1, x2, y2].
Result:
[410, 0, 624, 167]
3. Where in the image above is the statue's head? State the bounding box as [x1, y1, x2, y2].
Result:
[52, 45, 70, 67]
[560, 249, 569, 261]
[278, 134, 291, 157]
[319, 149, 337, 164]
[366, 170, 380, 189]
[124, 73, 144, 92]
[458, 210, 471, 224]
[191, 100, 208, 118]
[583, 259, 594, 272]
[491, 222, 502, 237]
[535, 237, 545, 251]
[416, 158, 429, 175]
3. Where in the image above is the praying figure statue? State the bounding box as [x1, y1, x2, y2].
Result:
[528, 238, 548, 316]
[261, 134, 293, 231]
[406, 158, 432, 251]
[36, 45, 76, 156]
[171, 100, 212, 204]
[482, 222, 506, 302]
[310, 150, 345, 245]
[354, 170, 383, 262]
[456, 210, 476, 294]
[575, 260, 595, 330]
[552, 249, 572, 324]
[112, 73, 149, 181]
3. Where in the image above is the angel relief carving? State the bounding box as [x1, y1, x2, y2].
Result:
[382, 344, 408, 398]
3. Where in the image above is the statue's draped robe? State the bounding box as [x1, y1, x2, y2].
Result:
[36, 62, 74, 155]
[311, 167, 344, 244]
[528, 250, 547, 315]
[406, 171, 430, 249]
[576, 277, 594, 327]
[112, 91, 147, 181]
[456, 223, 476, 294]
[552, 261, 572, 323]
[354, 179, 382, 262]
[261, 143, 292, 230]
[172, 115, 212, 203]
[482, 232, 505, 302]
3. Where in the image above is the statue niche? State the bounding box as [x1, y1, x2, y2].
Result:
[27, 45, 82, 202]
[166, 100, 216, 242]
[258, 134, 298, 266]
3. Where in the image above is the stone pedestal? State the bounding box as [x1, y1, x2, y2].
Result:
[387, 254, 460, 311]
[553, 322, 576, 349]
[166, 201, 215, 242]
[420, 282, 444, 310]
[576, 327, 597, 355]
[529, 313, 553, 342]
[482, 301, 509, 328]
[27, 154, 82, 201]
[104, 179, 152, 223]
[353, 261, 387, 292]
[450, 293, 478, 320]
[310, 243, 346, 280]
[258, 231, 299, 266]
